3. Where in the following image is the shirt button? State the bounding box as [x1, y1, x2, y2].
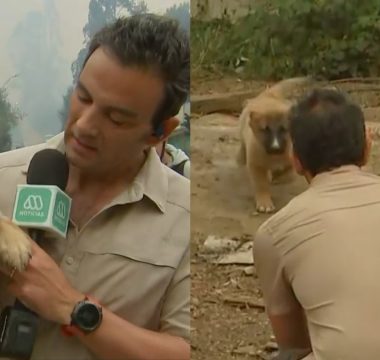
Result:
[65, 256, 74, 265]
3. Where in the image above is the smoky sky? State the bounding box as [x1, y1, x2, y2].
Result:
[8, 0, 67, 141]
[4, 0, 188, 147]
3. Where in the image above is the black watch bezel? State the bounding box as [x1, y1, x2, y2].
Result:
[71, 300, 103, 333]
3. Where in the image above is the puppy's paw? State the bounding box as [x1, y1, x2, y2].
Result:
[256, 195, 276, 213]
[0, 219, 32, 271]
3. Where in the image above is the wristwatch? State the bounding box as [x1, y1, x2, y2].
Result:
[68, 297, 103, 334]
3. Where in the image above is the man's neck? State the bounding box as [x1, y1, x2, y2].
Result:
[65, 154, 147, 229]
[307, 164, 362, 185]
[66, 152, 147, 197]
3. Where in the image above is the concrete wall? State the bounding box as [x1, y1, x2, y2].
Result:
[191, 0, 253, 21]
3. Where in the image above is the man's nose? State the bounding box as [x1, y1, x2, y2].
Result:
[75, 105, 100, 137]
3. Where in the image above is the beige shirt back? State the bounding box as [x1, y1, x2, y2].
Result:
[255, 166, 380, 360]
[0, 133, 190, 360]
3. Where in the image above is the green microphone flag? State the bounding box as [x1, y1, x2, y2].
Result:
[12, 184, 71, 238]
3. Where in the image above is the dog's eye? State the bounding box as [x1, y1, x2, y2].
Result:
[260, 126, 270, 132]
[279, 126, 287, 132]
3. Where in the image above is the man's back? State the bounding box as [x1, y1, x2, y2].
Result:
[255, 166, 380, 359]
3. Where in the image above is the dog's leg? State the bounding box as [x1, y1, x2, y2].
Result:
[247, 163, 275, 213]
[0, 218, 32, 271]
[236, 141, 247, 166]
[268, 170, 273, 183]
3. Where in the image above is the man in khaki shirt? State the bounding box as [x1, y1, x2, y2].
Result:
[254, 89, 380, 360]
[0, 14, 190, 360]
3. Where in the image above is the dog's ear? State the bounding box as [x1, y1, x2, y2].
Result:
[248, 111, 260, 131]
[249, 111, 269, 133]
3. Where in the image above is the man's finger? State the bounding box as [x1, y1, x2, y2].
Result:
[28, 239, 46, 257]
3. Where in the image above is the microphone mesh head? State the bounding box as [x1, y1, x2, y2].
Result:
[26, 149, 69, 190]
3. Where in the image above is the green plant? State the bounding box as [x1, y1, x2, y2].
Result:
[192, 0, 380, 80]
[0, 87, 19, 152]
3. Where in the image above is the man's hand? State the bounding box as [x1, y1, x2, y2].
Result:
[1, 240, 83, 325]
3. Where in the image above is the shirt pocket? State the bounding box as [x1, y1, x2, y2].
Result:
[72, 236, 178, 331]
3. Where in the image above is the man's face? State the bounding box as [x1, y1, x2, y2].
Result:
[64, 47, 165, 174]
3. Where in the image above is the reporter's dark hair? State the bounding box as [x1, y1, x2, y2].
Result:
[82, 14, 189, 130]
[289, 88, 366, 176]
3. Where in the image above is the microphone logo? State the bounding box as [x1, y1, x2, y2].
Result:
[13, 186, 71, 237]
[56, 201, 66, 219]
[14, 187, 51, 223]
[23, 195, 44, 211]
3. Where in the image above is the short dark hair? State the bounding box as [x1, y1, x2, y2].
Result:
[289, 88, 366, 176]
[82, 14, 189, 130]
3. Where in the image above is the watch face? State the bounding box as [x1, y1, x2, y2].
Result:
[76, 303, 102, 331]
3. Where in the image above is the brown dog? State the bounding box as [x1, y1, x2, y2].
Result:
[0, 217, 31, 273]
[237, 77, 315, 213]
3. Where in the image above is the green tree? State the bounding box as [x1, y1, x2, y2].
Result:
[165, 2, 190, 33]
[0, 87, 19, 152]
[58, 85, 73, 129]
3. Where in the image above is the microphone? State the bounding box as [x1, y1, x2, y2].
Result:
[0, 149, 71, 359]
[12, 149, 71, 239]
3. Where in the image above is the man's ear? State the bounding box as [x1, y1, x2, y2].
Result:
[148, 117, 180, 145]
[290, 149, 304, 176]
[291, 148, 314, 183]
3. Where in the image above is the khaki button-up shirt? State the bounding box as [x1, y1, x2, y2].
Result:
[0, 133, 190, 360]
[255, 166, 380, 360]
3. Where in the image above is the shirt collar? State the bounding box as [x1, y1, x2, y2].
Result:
[20, 132, 168, 213]
[310, 165, 361, 187]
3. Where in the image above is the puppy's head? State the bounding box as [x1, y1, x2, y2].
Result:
[248, 99, 291, 155]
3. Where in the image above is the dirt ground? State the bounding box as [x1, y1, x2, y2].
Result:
[190, 75, 380, 359]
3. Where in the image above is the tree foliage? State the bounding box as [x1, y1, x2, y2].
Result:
[165, 2, 190, 33]
[192, 0, 380, 80]
[0, 87, 19, 152]
[58, 85, 73, 129]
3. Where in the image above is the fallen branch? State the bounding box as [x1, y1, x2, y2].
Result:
[330, 77, 380, 84]
[222, 296, 265, 309]
[344, 86, 380, 92]
[191, 89, 262, 114]
[203, 298, 219, 304]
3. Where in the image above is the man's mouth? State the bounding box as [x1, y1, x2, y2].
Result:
[72, 136, 97, 152]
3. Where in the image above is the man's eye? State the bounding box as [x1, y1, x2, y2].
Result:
[110, 117, 125, 125]
[77, 93, 91, 104]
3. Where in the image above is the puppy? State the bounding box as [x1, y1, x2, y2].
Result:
[0, 217, 31, 273]
[237, 77, 315, 213]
